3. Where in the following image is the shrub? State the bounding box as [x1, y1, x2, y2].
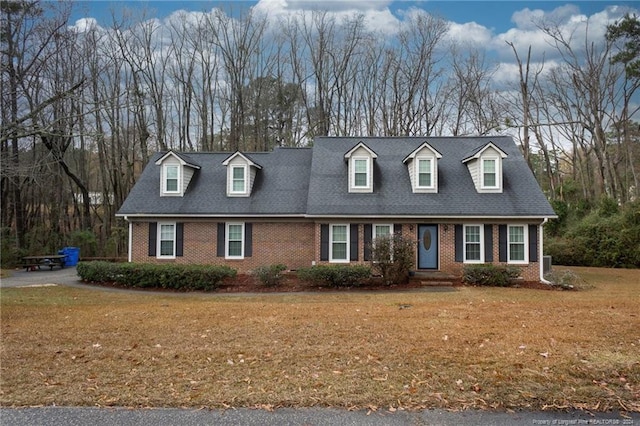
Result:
[68, 229, 98, 258]
[297, 264, 371, 288]
[253, 264, 287, 287]
[462, 264, 521, 287]
[77, 261, 236, 291]
[367, 234, 415, 285]
[544, 269, 592, 290]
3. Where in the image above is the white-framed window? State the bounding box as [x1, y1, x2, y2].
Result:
[416, 158, 434, 189]
[231, 165, 246, 194]
[374, 224, 392, 240]
[352, 157, 370, 189]
[508, 225, 528, 264]
[330, 224, 349, 262]
[163, 164, 180, 193]
[158, 222, 176, 258]
[464, 224, 484, 263]
[481, 158, 498, 189]
[373, 224, 393, 261]
[226, 222, 244, 259]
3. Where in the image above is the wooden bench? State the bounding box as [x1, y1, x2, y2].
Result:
[21, 255, 67, 271]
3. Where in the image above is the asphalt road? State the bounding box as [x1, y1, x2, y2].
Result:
[2, 269, 638, 425]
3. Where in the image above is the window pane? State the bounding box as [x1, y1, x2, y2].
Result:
[227, 224, 243, 257]
[160, 224, 174, 239]
[510, 244, 525, 261]
[483, 160, 496, 187]
[418, 172, 431, 187]
[332, 243, 347, 260]
[332, 225, 347, 242]
[232, 167, 245, 192]
[509, 226, 525, 261]
[465, 226, 481, 261]
[228, 241, 242, 256]
[228, 225, 243, 240]
[331, 225, 347, 260]
[465, 226, 480, 243]
[509, 226, 524, 243]
[354, 159, 367, 187]
[375, 225, 391, 238]
[159, 224, 174, 256]
[466, 244, 481, 261]
[166, 166, 178, 192]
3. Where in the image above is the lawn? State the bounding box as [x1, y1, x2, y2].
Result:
[1, 266, 638, 412]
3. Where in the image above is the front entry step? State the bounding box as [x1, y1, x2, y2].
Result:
[410, 271, 459, 286]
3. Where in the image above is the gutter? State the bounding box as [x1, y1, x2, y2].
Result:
[124, 215, 132, 263]
[539, 218, 553, 285]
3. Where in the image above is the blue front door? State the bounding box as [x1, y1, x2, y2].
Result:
[418, 225, 438, 269]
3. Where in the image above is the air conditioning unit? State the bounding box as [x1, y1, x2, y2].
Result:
[543, 256, 552, 275]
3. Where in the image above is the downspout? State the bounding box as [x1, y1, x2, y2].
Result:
[125, 216, 132, 263]
[539, 218, 552, 284]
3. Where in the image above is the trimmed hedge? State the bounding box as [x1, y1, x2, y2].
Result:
[462, 264, 521, 287]
[297, 264, 371, 288]
[76, 261, 236, 291]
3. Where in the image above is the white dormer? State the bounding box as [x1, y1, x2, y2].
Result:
[402, 142, 443, 193]
[344, 142, 377, 193]
[155, 151, 201, 197]
[222, 151, 263, 197]
[461, 142, 508, 193]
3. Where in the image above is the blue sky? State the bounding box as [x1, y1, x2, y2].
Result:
[71, 0, 637, 33]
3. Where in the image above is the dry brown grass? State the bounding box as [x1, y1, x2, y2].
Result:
[1, 266, 638, 412]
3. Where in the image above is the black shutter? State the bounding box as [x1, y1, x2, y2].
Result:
[454, 224, 463, 262]
[320, 224, 329, 261]
[363, 224, 373, 261]
[394, 224, 402, 235]
[148, 222, 157, 256]
[245, 223, 253, 257]
[499, 225, 508, 262]
[176, 223, 184, 257]
[529, 224, 538, 262]
[350, 224, 359, 261]
[217, 223, 225, 257]
[484, 224, 493, 262]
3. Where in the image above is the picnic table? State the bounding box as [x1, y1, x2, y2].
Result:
[21, 255, 67, 271]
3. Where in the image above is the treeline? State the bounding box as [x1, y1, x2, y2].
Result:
[1, 1, 639, 266]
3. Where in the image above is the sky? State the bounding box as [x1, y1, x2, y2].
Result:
[71, 0, 638, 33]
[69, 1, 640, 65]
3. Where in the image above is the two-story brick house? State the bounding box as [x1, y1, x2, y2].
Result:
[116, 136, 556, 282]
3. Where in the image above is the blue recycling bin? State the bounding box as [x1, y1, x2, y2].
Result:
[58, 247, 80, 266]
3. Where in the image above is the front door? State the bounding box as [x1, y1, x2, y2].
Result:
[418, 225, 438, 269]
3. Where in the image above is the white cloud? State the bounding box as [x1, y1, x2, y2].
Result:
[446, 21, 492, 46]
[69, 17, 99, 33]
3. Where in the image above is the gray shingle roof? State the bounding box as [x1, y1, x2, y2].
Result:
[117, 136, 556, 218]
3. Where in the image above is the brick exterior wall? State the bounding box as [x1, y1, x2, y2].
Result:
[131, 221, 316, 272]
[131, 219, 543, 281]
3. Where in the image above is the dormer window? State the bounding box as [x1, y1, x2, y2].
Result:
[461, 142, 508, 193]
[482, 158, 498, 189]
[222, 151, 262, 197]
[164, 164, 180, 193]
[353, 157, 370, 189]
[344, 142, 377, 193]
[403, 142, 442, 193]
[231, 165, 247, 193]
[417, 158, 434, 189]
[155, 150, 201, 197]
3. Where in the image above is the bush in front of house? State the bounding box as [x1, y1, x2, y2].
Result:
[252, 264, 287, 287]
[367, 234, 416, 285]
[77, 261, 236, 291]
[462, 264, 521, 287]
[297, 264, 371, 288]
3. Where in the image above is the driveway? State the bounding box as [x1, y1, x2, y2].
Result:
[1, 266, 81, 288]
